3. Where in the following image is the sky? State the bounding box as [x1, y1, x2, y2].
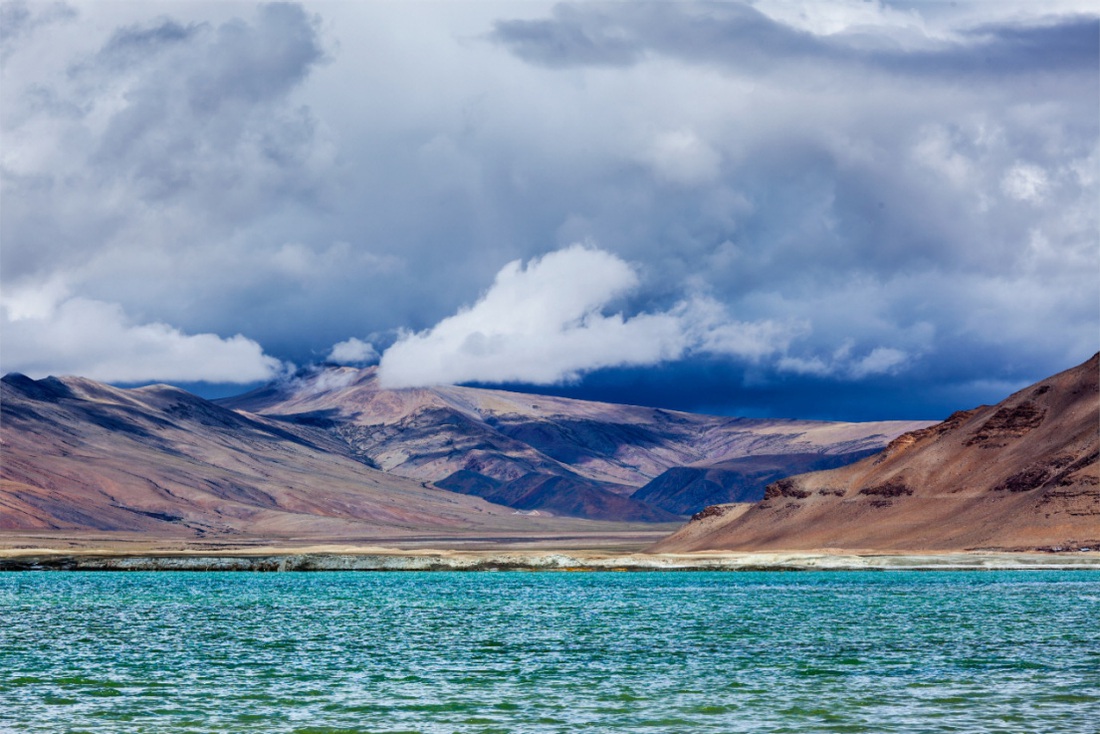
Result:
[1, 0, 1097, 421]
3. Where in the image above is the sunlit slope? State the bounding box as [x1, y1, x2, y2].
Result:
[656, 354, 1100, 552]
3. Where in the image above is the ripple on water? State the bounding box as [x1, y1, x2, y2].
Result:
[1, 570, 1099, 734]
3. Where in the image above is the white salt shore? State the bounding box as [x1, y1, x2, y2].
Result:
[3, 546, 1099, 572]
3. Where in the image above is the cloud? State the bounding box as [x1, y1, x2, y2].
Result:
[778, 344, 910, 379]
[1, 3, 330, 287]
[487, 4, 645, 68]
[1, 2, 340, 368]
[491, 2, 1099, 79]
[642, 129, 722, 186]
[327, 337, 379, 365]
[0, 1, 76, 60]
[0, 1, 1095, 418]
[681, 304, 807, 361]
[850, 347, 909, 378]
[0, 281, 281, 383]
[378, 245, 679, 387]
[283, 367, 358, 398]
[1001, 163, 1049, 202]
[749, 0, 935, 39]
[378, 245, 808, 388]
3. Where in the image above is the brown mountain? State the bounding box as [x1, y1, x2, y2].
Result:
[222, 366, 927, 518]
[0, 373, 618, 540]
[656, 354, 1100, 552]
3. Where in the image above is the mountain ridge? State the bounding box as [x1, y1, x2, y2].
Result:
[0, 372, 617, 538]
[220, 365, 928, 518]
[1, 367, 926, 533]
[655, 353, 1100, 552]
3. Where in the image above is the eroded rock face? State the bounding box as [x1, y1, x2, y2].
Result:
[764, 478, 811, 500]
[858, 479, 913, 498]
[655, 353, 1100, 553]
[966, 402, 1046, 448]
[992, 452, 1100, 494]
[877, 409, 980, 461]
[690, 504, 734, 522]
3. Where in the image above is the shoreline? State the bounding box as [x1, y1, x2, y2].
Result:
[3, 547, 1099, 572]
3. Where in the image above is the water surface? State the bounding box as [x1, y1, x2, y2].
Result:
[2, 571, 1098, 733]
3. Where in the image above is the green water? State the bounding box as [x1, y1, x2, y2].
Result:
[2, 571, 1098, 733]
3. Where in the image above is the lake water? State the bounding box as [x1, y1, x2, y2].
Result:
[2, 570, 1098, 733]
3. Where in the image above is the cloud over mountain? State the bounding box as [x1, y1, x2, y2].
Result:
[380, 245, 811, 388]
[1, 1, 1096, 418]
[0, 280, 280, 383]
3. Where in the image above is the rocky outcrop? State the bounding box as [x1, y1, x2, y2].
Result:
[655, 354, 1100, 552]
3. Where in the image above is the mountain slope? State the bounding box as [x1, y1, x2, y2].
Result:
[222, 366, 928, 517]
[443, 472, 679, 522]
[0, 374, 607, 539]
[630, 450, 880, 516]
[655, 354, 1100, 552]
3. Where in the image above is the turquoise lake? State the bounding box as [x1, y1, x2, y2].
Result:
[2, 570, 1098, 733]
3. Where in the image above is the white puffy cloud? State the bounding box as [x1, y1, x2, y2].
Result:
[378, 245, 809, 388]
[0, 282, 281, 383]
[378, 245, 680, 387]
[327, 337, 379, 365]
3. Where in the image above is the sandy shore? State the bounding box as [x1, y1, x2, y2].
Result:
[2, 544, 1098, 572]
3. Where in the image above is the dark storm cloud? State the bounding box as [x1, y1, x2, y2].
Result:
[94, 18, 198, 65]
[2, 2, 327, 282]
[84, 3, 326, 203]
[488, 4, 644, 67]
[491, 2, 824, 69]
[492, 2, 1098, 79]
[471, 1, 1098, 415]
[0, 3, 329, 384]
[948, 17, 1100, 74]
[2, 1, 1096, 416]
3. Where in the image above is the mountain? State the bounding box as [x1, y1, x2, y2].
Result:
[0, 367, 927, 537]
[440, 472, 678, 522]
[655, 354, 1100, 552]
[0, 373, 614, 540]
[630, 450, 880, 516]
[221, 366, 928, 518]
